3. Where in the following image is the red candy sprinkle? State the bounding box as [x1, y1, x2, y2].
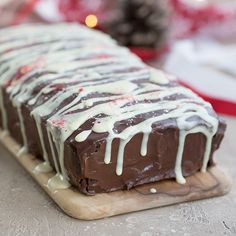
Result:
[52, 84, 65, 91]
[79, 87, 84, 92]
[20, 64, 35, 74]
[96, 54, 112, 59]
[20, 57, 45, 75]
[112, 95, 135, 105]
[50, 119, 65, 128]
[5, 57, 45, 87]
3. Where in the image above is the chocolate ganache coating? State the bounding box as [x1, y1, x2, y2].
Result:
[0, 24, 226, 195]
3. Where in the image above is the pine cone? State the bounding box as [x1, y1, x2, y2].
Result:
[107, 0, 169, 48]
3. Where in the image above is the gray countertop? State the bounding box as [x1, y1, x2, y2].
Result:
[0, 115, 235, 236]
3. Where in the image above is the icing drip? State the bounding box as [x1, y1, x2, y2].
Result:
[175, 128, 215, 184]
[89, 80, 138, 95]
[116, 138, 132, 175]
[175, 107, 218, 184]
[175, 130, 187, 184]
[33, 114, 51, 165]
[104, 138, 113, 164]
[34, 162, 53, 173]
[0, 24, 220, 190]
[48, 173, 71, 190]
[16, 106, 28, 155]
[75, 130, 92, 142]
[201, 135, 213, 173]
[58, 142, 69, 185]
[17, 147, 27, 157]
[46, 127, 60, 173]
[0, 87, 8, 130]
[46, 124, 71, 188]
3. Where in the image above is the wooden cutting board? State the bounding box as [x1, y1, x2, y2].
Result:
[0, 130, 232, 220]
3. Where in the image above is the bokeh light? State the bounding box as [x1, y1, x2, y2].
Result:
[85, 14, 98, 28]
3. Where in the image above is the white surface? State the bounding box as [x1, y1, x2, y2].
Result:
[165, 40, 236, 103]
[35, 0, 63, 22]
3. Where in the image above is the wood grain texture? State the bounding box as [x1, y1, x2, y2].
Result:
[0, 128, 232, 220]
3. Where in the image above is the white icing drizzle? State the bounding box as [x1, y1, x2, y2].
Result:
[141, 133, 150, 157]
[33, 114, 50, 164]
[75, 130, 92, 142]
[116, 138, 132, 175]
[48, 173, 71, 190]
[17, 147, 28, 157]
[175, 130, 187, 184]
[150, 188, 157, 193]
[46, 127, 60, 173]
[104, 138, 113, 164]
[34, 162, 53, 173]
[0, 87, 8, 130]
[150, 68, 170, 85]
[16, 105, 28, 155]
[58, 142, 68, 184]
[0, 24, 220, 190]
[90, 80, 138, 95]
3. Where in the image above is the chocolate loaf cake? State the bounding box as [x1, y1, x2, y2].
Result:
[0, 24, 225, 195]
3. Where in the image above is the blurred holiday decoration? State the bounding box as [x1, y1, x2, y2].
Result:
[34, 0, 63, 23]
[58, 0, 170, 60]
[105, 0, 169, 49]
[165, 39, 236, 116]
[1, 0, 236, 41]
[58, 0, 110, 28]
[0, 0, 43, 27]
[56, 0, 236, 44]
[165, 0, 236, 116]
[170, 0, 236, 40]
[0, 0, 170, 60]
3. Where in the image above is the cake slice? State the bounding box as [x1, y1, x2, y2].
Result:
[0, 24, 226, 195]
